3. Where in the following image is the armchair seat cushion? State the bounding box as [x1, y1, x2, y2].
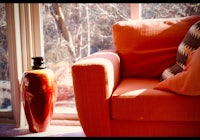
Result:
[111, 78, 200, 122]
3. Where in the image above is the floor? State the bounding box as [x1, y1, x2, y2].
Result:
[0, 123, 85, 137]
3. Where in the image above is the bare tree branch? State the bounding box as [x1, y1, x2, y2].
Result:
[51, 3, 76, 63]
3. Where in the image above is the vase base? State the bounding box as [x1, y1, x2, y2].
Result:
[29, 126, 48, 133]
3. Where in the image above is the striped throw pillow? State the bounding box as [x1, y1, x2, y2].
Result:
[161, 20, 200, 81]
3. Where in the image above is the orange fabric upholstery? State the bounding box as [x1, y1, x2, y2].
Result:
[72, 50, 120, 136]
[111, 121, 200, 137]
[112, 78, 200, 121]
[155, 47, 200, 96]
[113, 16, 200, 78]
[72, 16, 200, 137]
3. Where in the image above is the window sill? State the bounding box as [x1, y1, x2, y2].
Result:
[0, 122, 85, 137]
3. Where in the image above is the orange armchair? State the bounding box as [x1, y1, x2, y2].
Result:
[72, 16, 200, 137]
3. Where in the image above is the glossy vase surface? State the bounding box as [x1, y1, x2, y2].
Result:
[20, 57, 57, 133]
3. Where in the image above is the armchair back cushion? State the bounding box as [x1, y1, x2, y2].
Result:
[112, 16, 200, 79]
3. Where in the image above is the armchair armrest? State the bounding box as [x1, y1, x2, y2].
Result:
[72, 49, 120, 136]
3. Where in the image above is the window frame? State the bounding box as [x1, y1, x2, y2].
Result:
[2, 3, 139, 127]
[4, 3, 45, 127]
[4, 3, 24, 127]
[4, 3, 79, 128]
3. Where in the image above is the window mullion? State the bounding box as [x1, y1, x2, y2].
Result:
[6, 3, 25, 128]
[130, 3, 141, 19]
[19, 3, 44, 70]
[30, 3, 44, 57]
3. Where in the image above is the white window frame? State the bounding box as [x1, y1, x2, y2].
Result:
[5, 3, 44, 128]
[5, 3, 24, 127]
[130, 3, 141, 19]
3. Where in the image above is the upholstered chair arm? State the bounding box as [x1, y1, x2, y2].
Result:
[72, 49, 120, 136]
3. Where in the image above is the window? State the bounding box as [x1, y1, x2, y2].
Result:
[141, 3, 200, 19]
[1, 3, 199, 128]
[42, 3, 131, 121]
[1, 3, 132, 127]
[42, 3, 200, 122]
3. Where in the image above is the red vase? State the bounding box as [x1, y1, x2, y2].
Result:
[20, 57, 57, 133]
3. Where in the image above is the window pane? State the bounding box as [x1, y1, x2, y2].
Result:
[0, 4, 12, 113]
[141, 3, 200, 19]
[42, 3, 131, 115]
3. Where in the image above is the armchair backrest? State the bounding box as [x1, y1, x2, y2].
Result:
[112, 15, 200, 79]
